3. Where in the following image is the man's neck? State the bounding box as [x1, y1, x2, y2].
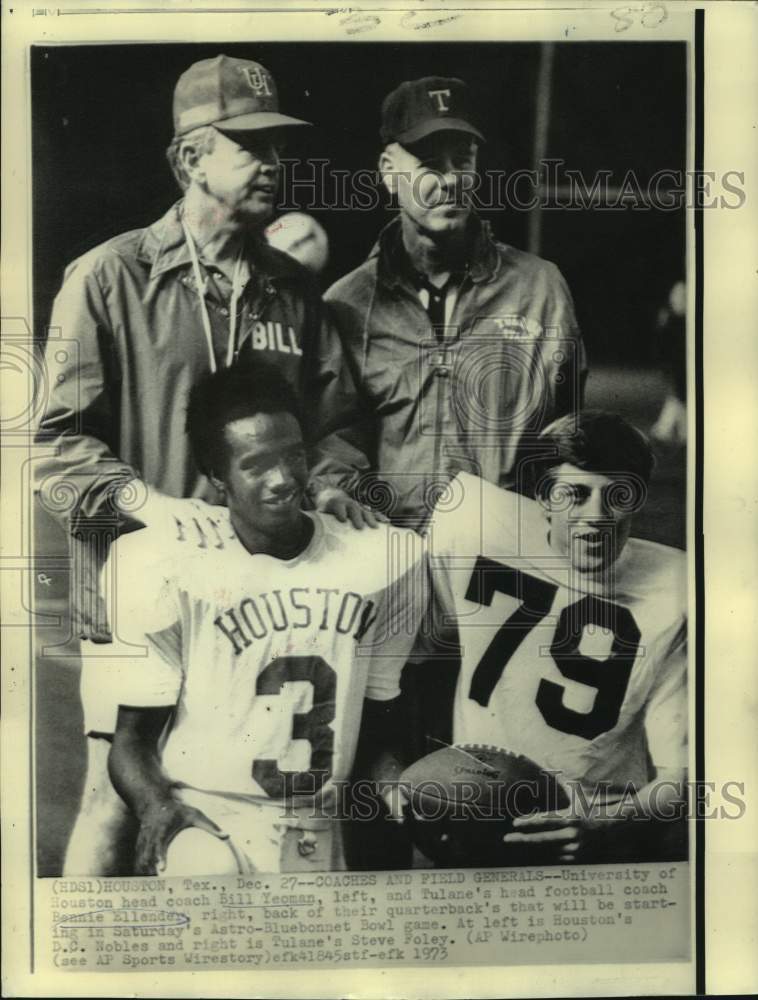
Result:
[231, 511, 314, 560]
[182, 186, 248, 268]
[399, 214, 469, 280]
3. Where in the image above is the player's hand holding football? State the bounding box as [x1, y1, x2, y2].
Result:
[314, 486, 388, 530]
[134, 794, 229, 875]
[504, 770, 686, 864]
[503, 801, 628, 864]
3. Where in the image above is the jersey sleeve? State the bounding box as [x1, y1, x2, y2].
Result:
[427, 473, 529, 562]
[360, 530, 429, 701]
[424, 472, 481, 652]
[103, 529, 184, 708]
[423, 474, 528, 660]
[644, 619, 688, 773]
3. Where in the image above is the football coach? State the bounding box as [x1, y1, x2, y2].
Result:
[35, 54, 374, 875]
[323, 76, 588, 778]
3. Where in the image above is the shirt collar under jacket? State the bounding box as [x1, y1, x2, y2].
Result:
[370, 212, 502, 291]
[135, 200, 293, 284]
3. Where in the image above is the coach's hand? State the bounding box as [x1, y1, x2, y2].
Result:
[314, 487, 388, 530]
[135, 796, 228, 875]
[503, 807, 625, 864]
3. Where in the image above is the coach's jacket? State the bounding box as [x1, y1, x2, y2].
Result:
[35, 200, 364, 640]
[324, 214, 588, 531]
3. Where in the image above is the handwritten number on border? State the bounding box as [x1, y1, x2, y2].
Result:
[611, 4, 668, 33]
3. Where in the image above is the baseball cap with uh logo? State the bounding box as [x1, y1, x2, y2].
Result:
[173, 55, 312, 136]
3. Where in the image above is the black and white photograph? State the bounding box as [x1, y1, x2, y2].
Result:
[2, 2, 757, 997]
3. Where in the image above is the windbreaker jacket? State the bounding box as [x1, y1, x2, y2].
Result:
[35, 201, 363, 639]
[324, 216, 588, 531]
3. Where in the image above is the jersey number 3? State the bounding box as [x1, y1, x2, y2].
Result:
[252, 655, 336, 797]
[465, 556, 641, 740]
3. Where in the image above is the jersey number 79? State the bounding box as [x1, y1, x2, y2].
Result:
[465, 556, 641, 740]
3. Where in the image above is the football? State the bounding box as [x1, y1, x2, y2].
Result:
[163, 827, 239, 877]
[399, 743, 569, 868]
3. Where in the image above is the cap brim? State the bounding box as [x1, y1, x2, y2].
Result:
[214, 112, 312, 132]
[398, 117, 485, 146]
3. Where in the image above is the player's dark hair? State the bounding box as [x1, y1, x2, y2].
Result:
[186, 361, 303, 479]
[532, 410, 655, 501]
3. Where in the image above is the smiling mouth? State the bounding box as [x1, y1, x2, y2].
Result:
[263, 489, 299, 508]
[574, 531, 608, 545]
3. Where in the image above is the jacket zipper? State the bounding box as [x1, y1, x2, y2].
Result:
[391, 282, 449, 485]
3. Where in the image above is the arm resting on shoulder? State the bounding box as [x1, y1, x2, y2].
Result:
[303, 293, 376, 515]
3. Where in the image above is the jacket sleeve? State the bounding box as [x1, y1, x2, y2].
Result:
[35, 257, 167, 534]
[549, 264, 588, 416]
[301, 282, 374, 500]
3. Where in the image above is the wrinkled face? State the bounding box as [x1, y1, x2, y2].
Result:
[381, 131, 478, 235]
[220, 412, 308, 543]
[196, 128, 284, 226]
[540, 463, 637, 574]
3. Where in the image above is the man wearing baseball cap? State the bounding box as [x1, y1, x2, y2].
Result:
[35, 55, 374, 875]
[324, 77, 588, 863]
[326, 75, 586, 533]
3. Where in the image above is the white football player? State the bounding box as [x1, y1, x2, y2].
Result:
[106, 362, 425, 874]
[427, 411, 687, 863]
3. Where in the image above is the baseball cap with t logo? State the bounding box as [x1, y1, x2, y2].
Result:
[173, 55, 311, 136]
[380, 76, 485, 146]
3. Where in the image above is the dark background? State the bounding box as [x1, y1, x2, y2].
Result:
[33, 41, 686, 363]
[33, 42, 688, 875]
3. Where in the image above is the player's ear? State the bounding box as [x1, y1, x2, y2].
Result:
[379, 147, 398, 196]
[535, 477, 553, 526]
[210, 473, 225, 495]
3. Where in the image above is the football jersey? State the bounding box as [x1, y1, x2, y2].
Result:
[110, 498, 427, 801]
[428, 472, 688, 790]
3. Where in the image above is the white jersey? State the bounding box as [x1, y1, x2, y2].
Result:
[428, 473, 687, 790]
[111, 499, 426, 801]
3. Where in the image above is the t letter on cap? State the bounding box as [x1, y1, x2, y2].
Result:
[379, 76, 485, 145]
[428, 88, 452, 112]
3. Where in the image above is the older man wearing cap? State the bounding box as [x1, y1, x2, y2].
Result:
[326, 76, 587, 529]
[35, 55, 372, 875]
[324, 79, 588, 853]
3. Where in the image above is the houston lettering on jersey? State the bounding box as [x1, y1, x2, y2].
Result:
[109, 503, 427, 799]
[214, 587, 378, 654]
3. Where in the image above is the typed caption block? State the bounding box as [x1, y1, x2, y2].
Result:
[39, 863, 689, 972]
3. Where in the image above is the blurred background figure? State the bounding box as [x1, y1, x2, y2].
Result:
[651, 279, 687, 446]
[266, 211, 330, 277]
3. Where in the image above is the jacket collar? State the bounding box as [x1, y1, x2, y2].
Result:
[137, 200, 293, 282]
[371, 213, 501, 289]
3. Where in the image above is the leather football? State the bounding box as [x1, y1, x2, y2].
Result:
[399, 743, 569, 867]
